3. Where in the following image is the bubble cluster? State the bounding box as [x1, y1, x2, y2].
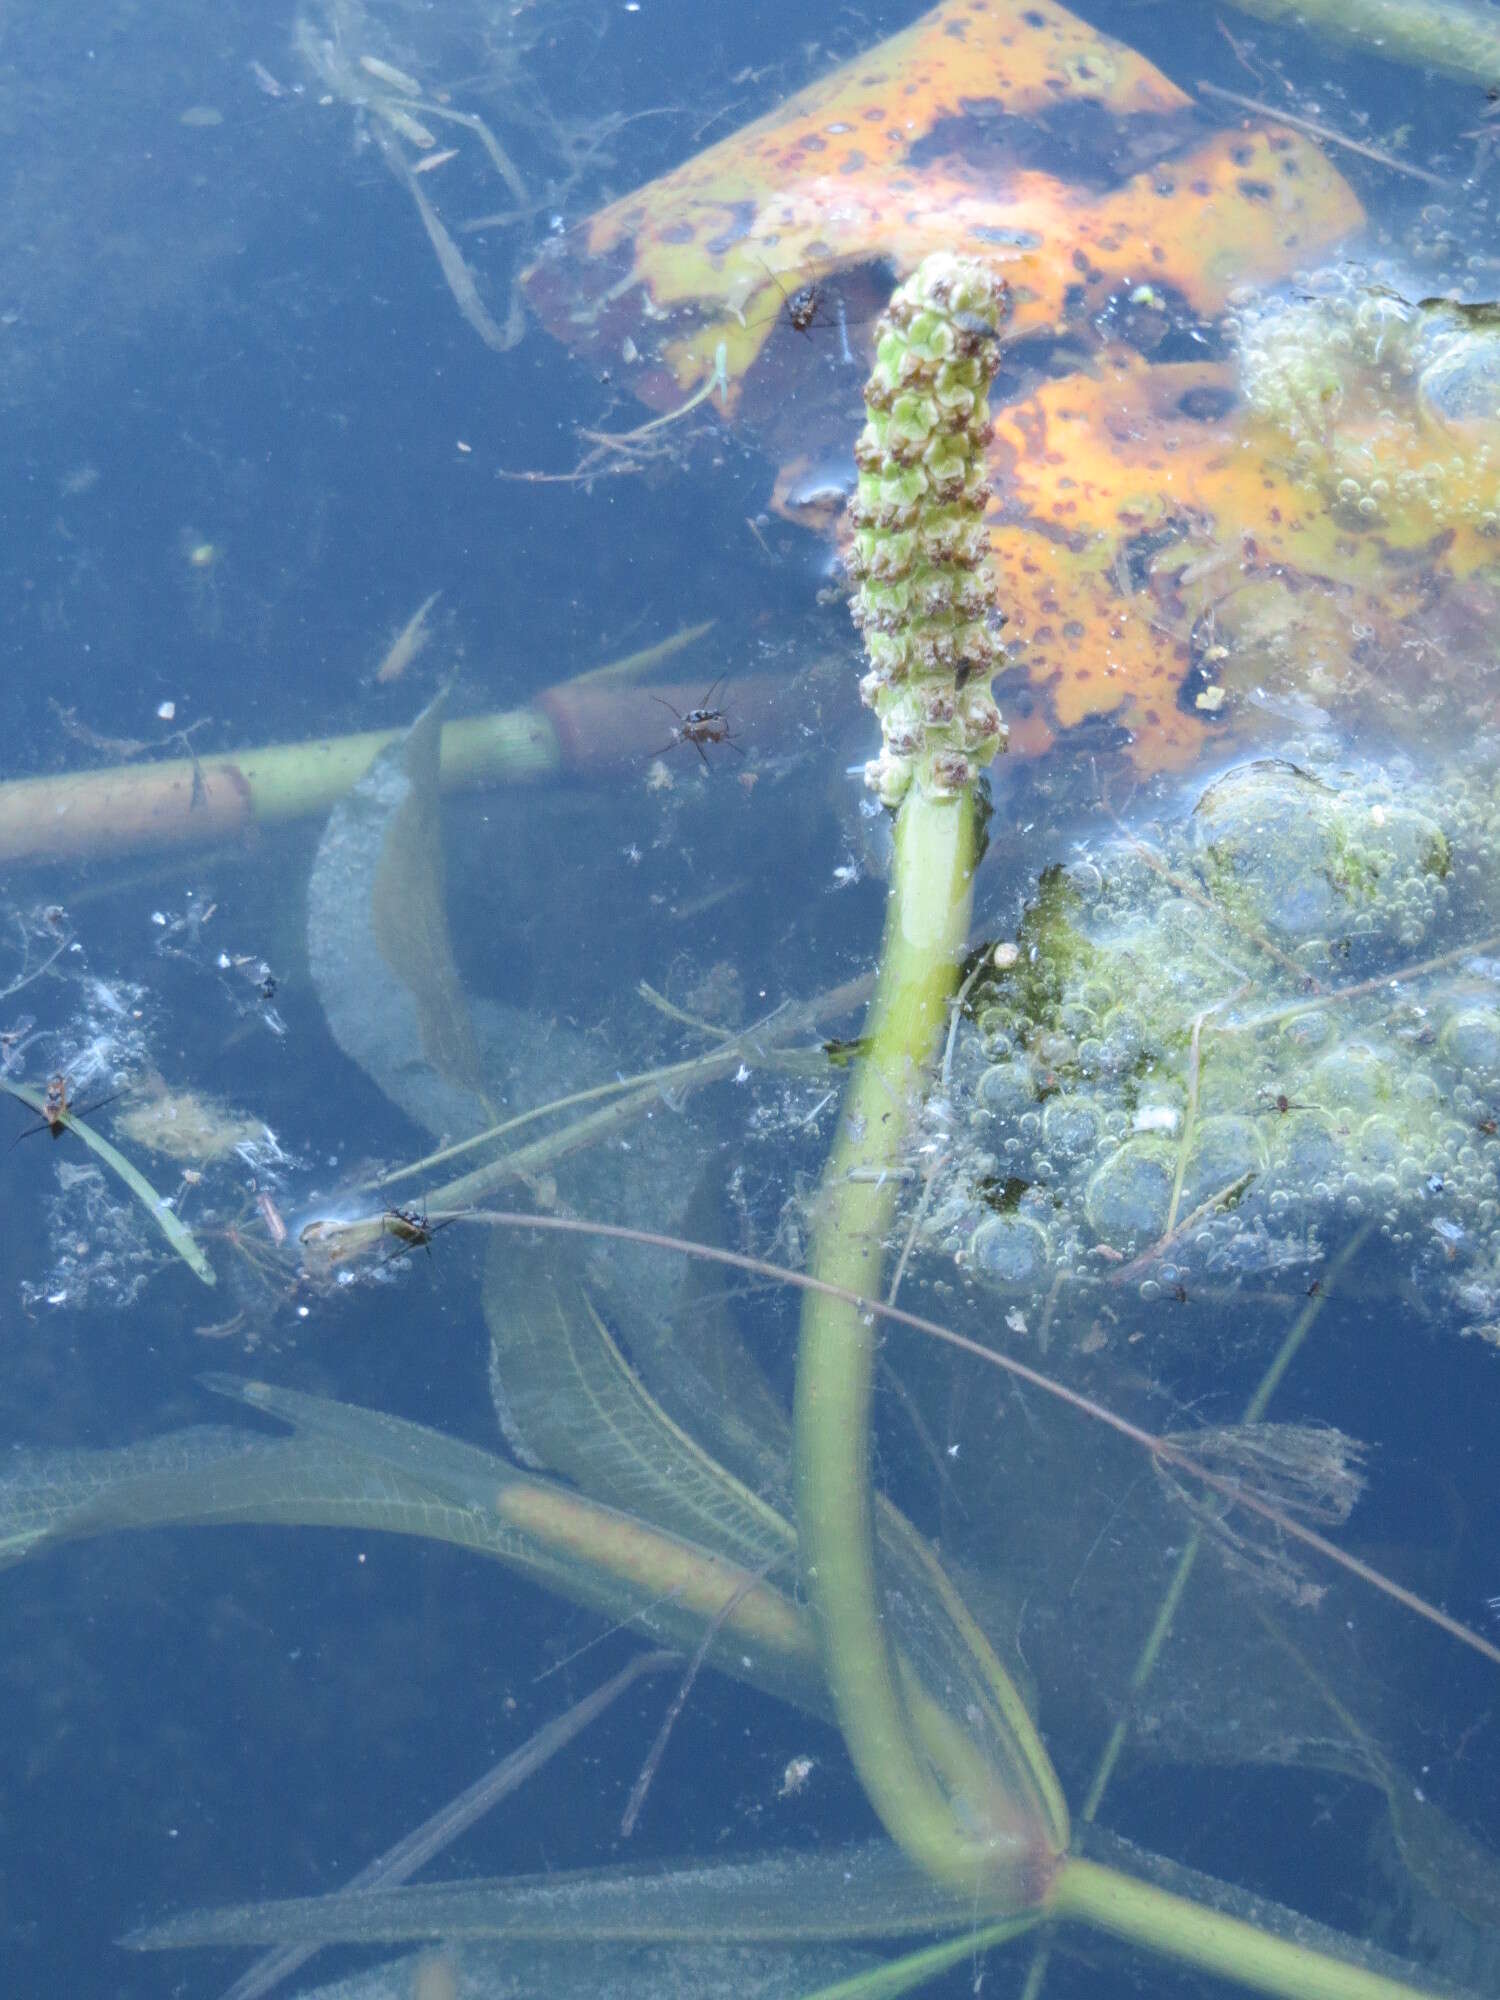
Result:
[921, 750, 1500, 1338]
[1236, 271, 1500, 539]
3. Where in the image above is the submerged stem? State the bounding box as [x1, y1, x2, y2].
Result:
[791, 246, 1043, 1899]
[796, 789, 1048, 1893]
[1051, 1854, 1438, 2000]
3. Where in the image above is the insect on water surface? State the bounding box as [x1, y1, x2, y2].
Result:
[751, 258, 828, 339]
[751, 258, 888, 367]
[778, 276, 822, 336]
[649, 679, 744, 770]
[41, 1073, 69, 1136]
[9, 1072, 122, 1147]
[381, 1204, 458, 1262]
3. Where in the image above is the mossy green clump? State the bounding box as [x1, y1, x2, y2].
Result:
[844, 253, 1010, 807]
[911, 749, 1500, 1336]
[1236, 275, 1500, 540]
[1189, 759, 1450, 950]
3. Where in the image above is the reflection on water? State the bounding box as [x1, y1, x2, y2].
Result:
[2, 1, 1500, 1997]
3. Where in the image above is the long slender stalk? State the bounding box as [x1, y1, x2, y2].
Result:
[384, 971, 870, 1206]
[795, 789, 1038, 1892]
[792, 253, 1053, 1896]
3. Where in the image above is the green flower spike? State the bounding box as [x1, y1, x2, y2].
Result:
[845, 252, 1010, 807]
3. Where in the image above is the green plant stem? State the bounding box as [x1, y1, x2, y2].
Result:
[1049, 1855, 1437, 2000]
[1228, 0, 1500, 87]
[795, 785, 1036, 1894]
[795, 1918, 1040, 2000]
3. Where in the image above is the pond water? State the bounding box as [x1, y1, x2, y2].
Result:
[2, 3, 1499, 1998]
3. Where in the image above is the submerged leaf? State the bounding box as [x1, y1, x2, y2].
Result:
[307, 692, 490, 1137]
[482, 1229, 794, 1570]
[279, 1942, 881, 2000]
[126, 1842, 1004, 1951]
[0, 1377, 826, 1717]
[523, 0, 1354, 412]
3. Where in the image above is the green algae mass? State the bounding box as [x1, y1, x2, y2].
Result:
[924, 751, 1500, 1335]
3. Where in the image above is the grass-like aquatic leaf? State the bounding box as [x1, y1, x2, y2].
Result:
[0, 1078, 215, 1285]
[229, 1942, 884, 2000]
[221, 1650, 681, 2000]
[129, 1830, 1475, 2000]
[126, 1844, 999, 1952]
[0, 1375, 826, 1715]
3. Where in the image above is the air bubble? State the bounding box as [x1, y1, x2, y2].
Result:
[1085, 1138, 1175, 1243]
[969, 1213, 1051, 1288]
[978, 1061, 1035, 1117]
[1440, 1007, 1500, 1074]
[1042, 1095, 1102, 1158]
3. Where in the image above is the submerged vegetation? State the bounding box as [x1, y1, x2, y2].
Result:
[1240, 276, 1500, 541]
[6, 1, 1500, 1998]
[932, 750, 1500, 1341]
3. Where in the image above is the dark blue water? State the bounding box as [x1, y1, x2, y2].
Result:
[2, 3, 1498, 1997]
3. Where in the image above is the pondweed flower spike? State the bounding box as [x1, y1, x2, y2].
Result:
[844, 252, 1010, 807]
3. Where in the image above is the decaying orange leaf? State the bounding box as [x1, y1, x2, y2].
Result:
[522, 0, 1393, 775]
[525, 0, 1357, 416]
[988, 344, 1500, 765]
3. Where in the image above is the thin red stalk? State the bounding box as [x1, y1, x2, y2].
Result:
[443, 1208, 1500, 1672]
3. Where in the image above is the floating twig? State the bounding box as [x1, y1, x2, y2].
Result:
[1112, 1170, 1257, 1286]
[1161, 986, 1247, 1241]
[1196, 81, 1451, 188]
[1225, 929, 1500, 1035]
[371, 122, 521, 352]
[500, 344, 732, 485]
